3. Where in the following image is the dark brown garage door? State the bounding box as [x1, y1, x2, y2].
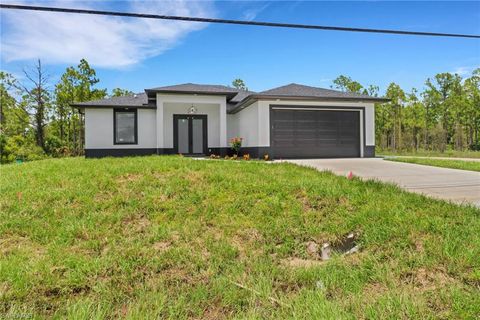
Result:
[271, 108, 361, 158]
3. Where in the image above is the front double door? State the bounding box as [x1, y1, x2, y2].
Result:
[173, 115, 208, 155]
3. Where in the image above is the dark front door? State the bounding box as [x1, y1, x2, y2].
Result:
[271, 108, 361, 158]
[174, 115, 208, 155]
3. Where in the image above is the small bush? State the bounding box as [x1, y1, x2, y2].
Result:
[243, 154, 250, 161]
[263, 154, 270, 161]
[230, 137, 243, 155]
[0, 134, 46, 163]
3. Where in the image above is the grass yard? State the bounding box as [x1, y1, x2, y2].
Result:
[1, 156, 479, 319]
[377, 149, 480, 159]
[385, 157, 480, 172]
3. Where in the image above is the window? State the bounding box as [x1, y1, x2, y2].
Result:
[114, 109, 137, 144]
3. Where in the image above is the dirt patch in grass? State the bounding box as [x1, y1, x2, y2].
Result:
[401, 267, 456, 292]
[117, 173, 143, 184]
[231, 228, 264, 260]
[149, 266, 212, 289]
[184, 171, 206, 184]
[94, 191, 115, 202]
[296, 190, 353, 212]
[0, 235, 45, 257]
[152, 241, 171, 252]
[122, 214, 151, 234]
[235, 228, 264, 244]
[280, 257, 324, 268]
[362, 282, 389, 300]
[201, 305, 232, 320]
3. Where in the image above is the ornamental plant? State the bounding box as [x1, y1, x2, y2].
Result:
[230, 137, 243, 155]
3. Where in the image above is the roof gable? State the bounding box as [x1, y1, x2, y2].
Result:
[146, 83, 241, 95]
[258, 83, 374, 99]
[72, 93, 148, 107]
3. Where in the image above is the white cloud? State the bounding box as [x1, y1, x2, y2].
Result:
[0, 0, 215, 68]
[242, 3, 270, 21]
[452, 66, 478, 76]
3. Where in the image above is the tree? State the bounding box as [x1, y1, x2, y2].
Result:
[332, 75, 364, 93]
[9, 60, 52, 152]
[55, 59, 107, 153]
[232, 79, 248, 91]
[0, 72, 29, 137]
[111, 88, 134, 97]
[424, 73, 462, 147]
[463, 69, 480, 149]
[403, 89, 425, 150]
[0, 72, 32, 162]
[384, 83, 406, 150]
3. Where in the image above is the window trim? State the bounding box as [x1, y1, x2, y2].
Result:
[113, 108, 138, 145]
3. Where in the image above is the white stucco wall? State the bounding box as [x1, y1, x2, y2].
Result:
[162, 103, 220, 148]
[226, 114, 238, 141]
[364, 103, 375, 146]
[156, 94, 227, 149]
[235, 101, 259, 147]
[84, 108, 156, 149]
[232, 99, 376, 155]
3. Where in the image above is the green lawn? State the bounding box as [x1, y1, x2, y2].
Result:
[377, 149, 480, 159]
[1, 156, 479, 319]
[386, 157, 480, 172]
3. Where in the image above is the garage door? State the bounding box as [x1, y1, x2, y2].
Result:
[271, 108, 361, 158]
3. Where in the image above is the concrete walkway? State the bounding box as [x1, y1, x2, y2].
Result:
[283, 158, 480, 207]
[383, 156, 480, 162]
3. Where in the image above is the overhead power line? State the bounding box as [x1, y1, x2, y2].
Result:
[1, 3, 479, 39]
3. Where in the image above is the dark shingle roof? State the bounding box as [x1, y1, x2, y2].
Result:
[73, 83, 387, 111]
[73, 93, 148, 107]
[258, 83, 377, 99]
[146, 83, 240, 96]
[230, 89, 257, 102]
[228, 83, 388, 112]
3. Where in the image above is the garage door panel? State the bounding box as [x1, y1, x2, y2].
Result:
[271, 108, 360, 158]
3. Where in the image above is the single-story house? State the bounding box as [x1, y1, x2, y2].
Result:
[73, 83, 387, 159]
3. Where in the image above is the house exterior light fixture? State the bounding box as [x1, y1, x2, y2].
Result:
[188, 105, 197, 114]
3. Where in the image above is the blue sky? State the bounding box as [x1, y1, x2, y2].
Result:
[1, 1, 479, 95]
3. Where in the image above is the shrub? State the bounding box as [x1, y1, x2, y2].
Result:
[263, 154, 270, 161]
[44, 136, 63, 157]
[230, 137, 242, 155]
[243, 154, 250, 161]
[0, 134, 46, 163]
[232, 154, 238, 160]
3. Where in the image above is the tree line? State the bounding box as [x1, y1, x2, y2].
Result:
[1, 60, 479, 163]
[0, 59, 132, 163]
[331, 71, 480, 152]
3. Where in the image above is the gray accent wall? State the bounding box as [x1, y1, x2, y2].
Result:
[364, 146, 376, 158]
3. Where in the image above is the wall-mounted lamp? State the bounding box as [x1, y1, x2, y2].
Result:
[188, 105, 197, 114]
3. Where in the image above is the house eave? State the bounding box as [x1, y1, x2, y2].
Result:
[71, 104, 154, 109]
[229, 95, 390, 114]
[145, 89, 238, 100]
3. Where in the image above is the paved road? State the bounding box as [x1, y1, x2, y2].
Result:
[283, 158, 480, 207]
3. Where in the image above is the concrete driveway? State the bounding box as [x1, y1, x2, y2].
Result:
[284, 158, 480, 207]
